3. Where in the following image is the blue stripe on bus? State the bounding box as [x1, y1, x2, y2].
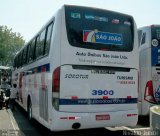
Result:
[36, 63, 50, 73]
[59, 98, 137, 105]
[23, 63, 50, 76]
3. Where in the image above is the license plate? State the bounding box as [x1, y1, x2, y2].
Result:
[91, 70, 115, 74]
[96, 114, 110, 120]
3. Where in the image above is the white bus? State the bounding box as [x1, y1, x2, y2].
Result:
[12, 5, 139, 131]
[138, 25, 160, 115]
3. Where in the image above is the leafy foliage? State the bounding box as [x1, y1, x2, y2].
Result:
[0, 26, 25, 66]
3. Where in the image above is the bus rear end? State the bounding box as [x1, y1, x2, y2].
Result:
[52, 5, 139, 131]
[146, 25, 160, 104]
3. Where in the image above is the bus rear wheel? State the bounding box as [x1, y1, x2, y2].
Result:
[27, 99, 32, 121]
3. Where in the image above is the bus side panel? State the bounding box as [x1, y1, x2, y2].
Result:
[138, 27, 153, 115]
[139, 48, 152, 115]
[49, 10, 62, 129]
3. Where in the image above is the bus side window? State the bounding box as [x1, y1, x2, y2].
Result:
[35, 35, 40, 59]
[35, 30, 46, 59]
[31, 39, 36, 61]
[27, 40, 35, 63]
[27, 43, 31, 63]
[39, 29, 46, 56]
[18, 52, 22, 68]
[141, 32, 146, 45]
[26, 45, 29, 65]
[22, 46, 28, 65]
[138, 30, 142, 46]
[22, 49, 24, 66]
[44, 22, 53, 55]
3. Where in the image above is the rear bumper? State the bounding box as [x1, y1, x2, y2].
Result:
[50, 109, 138, 131]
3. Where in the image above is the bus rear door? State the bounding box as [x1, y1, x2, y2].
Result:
[151, 25, 160, 104]
[58, 65, 138, 113]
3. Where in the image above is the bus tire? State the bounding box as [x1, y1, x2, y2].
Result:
[27, 98, 32, 121]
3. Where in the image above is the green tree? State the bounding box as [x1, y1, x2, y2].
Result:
[0, 25, 25, 66]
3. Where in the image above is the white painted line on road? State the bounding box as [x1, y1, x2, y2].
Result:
[123, 126, 150, 131]
[7, 109, 20, 136]
[106, 126, 150, 131]
[106, 126, 126, 131]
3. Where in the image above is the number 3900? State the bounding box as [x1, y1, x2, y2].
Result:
[92, 90, 114, 95]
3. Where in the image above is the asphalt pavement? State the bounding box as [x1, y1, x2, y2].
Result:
[0, 106, 41, 136]
[0, 105, 156, 136]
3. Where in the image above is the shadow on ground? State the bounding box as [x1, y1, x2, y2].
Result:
[11, 104, 142, 136]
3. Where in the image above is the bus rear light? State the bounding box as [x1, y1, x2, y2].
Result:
[52, 67, 60, 92]
[127, 96, 132, 99]
[60, 116, 80, 120]
[100, 48, 109, 51]
[103, 96, 108, 99]
[127, 114, 137, 117]
[71, 96, 78, 100]
[52, 98, 59, 110]
[52, 67, 60, 110]
[144, 80, 156, 104]
[69, 117, 76, 120]
[60, 117, 68, 119]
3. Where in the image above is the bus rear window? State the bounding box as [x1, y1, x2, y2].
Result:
[151, 26, 160, 47]
[65, 6, 134, 52]
[151, 26, 160, 66]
